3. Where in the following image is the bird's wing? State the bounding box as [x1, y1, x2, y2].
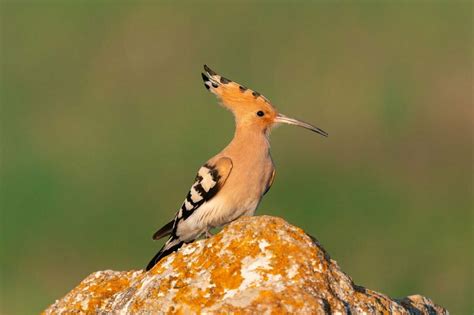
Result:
[146, 157, 233, 270]
[151, 157, 233, 240]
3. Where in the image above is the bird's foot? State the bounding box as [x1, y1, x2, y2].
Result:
[204, 230, 214, 238]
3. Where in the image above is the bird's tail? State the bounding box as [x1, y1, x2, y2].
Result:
[145, 237, 184, 271]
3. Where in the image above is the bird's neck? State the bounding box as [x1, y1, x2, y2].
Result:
[224, 125, 270, 156]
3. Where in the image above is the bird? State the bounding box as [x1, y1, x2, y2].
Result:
[145, 65, 328, 271]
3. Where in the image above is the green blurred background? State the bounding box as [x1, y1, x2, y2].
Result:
[1, 1, 472, 314]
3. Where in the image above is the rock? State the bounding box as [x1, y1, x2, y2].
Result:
[43, 216, 448, 314]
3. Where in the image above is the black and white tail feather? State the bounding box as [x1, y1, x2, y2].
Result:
[145, 158, 232, 271]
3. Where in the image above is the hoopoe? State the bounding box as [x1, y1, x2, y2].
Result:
[145, 65, 327, 271]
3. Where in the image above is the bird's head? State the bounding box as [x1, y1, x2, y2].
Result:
[202, 65, 328, 137]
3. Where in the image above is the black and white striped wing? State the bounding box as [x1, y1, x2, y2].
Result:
[146, 157, 232, 271]
[152, 157, 233, 240]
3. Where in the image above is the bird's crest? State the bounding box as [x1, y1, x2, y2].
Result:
[202, 65, 271, 110]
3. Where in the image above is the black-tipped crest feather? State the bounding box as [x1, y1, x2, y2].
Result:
[203, 64, 216, 76]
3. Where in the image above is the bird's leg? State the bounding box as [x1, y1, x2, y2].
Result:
[204, 229, 214, 238]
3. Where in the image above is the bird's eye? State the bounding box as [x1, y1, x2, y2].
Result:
[257, 111, 265, 117]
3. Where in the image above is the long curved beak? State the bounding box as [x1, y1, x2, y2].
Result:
[275, 113, 328, 137]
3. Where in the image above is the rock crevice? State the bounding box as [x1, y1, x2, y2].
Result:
[44, 216, 447, 314]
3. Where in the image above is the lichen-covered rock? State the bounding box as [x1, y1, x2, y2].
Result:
[43, 216, 447, 314]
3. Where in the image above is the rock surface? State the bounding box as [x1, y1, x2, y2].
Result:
[44, 216, 447, 314]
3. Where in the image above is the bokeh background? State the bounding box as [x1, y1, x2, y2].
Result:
[1, 1, 472, 314]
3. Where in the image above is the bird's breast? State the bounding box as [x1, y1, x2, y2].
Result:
[221, 155, 274, 207]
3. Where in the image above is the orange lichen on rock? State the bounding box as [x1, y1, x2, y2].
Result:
[43, 216, 448, 314]
[85, 274, 130, 309]
[41, 270, 142, 314]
